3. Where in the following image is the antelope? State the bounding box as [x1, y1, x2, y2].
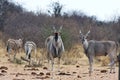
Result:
[45, 26, 65, 72]
[24, 41, 37, 64]
[79, 30, 118, 76]
[6, 38, 23, 60]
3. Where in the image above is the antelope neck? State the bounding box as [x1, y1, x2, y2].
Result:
[54, 33, 59, 42]
[83, 39, 89, 50]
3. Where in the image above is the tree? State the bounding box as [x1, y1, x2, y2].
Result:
[48, 1, 63, 18]
[0, 0, 23, 31]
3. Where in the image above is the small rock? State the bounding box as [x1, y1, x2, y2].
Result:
[96, 73, 99, 75]
[101, 70, 107, 73]
[39, 72, 44, 76]
[31, 68, 39, 71]
[1, 70, 7, 73]
[24, 65, 31, 68]
[24, 68, 39, 71]
[76, 65, 79, 68]
[31, 72, 37, 76]
[58, 72, 71, 75]
[44, 75, 50, 79]
[100, 76, 104, 78]
[59, 72, 65, 75]
[0, 73, 5, 76]
[36, 77, 42, 79]
[73, 72, 77, 74]
[13, 79, 25, 80]
[43, 67, 48, 70]
[0, 66, 8, 70]
[77, 75, 81, 78]
[46, 72, 50, 76]
[67, 72, 70, 73]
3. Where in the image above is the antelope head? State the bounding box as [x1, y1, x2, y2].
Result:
[79, 30, 90, 44]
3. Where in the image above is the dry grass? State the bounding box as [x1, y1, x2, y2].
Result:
[0, 41, 118, 80]
[62, 44, 84, 59]
[95, 56, 110, 66]
[0, 41, 111, 67]
[61, 44, 86, 65]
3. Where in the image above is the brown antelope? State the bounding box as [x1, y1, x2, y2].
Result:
[79, 30, 118, 76]
[45, 26, 65, 72]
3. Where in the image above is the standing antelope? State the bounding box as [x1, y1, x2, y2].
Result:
[45, 26, 65, 72]
[24, 41, 37, 64]
[79, 30, 118, 76]
[6, 38, 23, 60]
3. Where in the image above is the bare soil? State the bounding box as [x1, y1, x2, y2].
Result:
[0, 49, 118, 80]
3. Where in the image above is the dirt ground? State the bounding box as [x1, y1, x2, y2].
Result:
[0, 48, 118, 80]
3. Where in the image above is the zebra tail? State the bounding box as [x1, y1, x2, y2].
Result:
[6, 44, 9, 52]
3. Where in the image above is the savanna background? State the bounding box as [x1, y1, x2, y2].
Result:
[0, 0, 120, 80]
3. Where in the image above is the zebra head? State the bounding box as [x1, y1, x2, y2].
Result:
[18, 38, 23, 48]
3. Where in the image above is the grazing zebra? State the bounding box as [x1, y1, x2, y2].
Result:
[6, 38, 23, 60]
[79, 30, 118, 76]
[24, 41, 37, 64]
[45, 26, 65, 71]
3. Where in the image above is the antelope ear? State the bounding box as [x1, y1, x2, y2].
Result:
[53, 26, 56, 32]
[79, 30, 83, 36]
[21, 38, 24, 41]
[59, 25, 63, 32]
[85, 30, 90, 38]
[79, 30, 82, 34]
[88, 30, 90, 33]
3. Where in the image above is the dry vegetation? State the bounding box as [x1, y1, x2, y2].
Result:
[0, 44, 118, 80]
[0, 0, 119, 80]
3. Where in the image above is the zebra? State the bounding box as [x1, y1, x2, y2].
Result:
[6, 38, 23, 60]
[24, 41, 37, 64]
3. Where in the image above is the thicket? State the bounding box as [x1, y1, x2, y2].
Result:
[0, 0, 120, 50]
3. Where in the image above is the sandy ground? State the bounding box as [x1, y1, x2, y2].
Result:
[0, 49, 118, 80]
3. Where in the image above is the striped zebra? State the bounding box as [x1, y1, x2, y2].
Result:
[6, 38, 23, 60]
[24, 41, 37, 64]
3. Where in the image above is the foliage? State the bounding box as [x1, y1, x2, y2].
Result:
[48, 1, 63, 17]
[0, 0, 23, 31]
[1, 0, 120, 51]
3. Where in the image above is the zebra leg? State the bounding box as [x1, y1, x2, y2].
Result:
[26, 48, 31, 60]
[7, 45, 11, 59]
[25, 49, 28, 59]
[34, 48, 37, 63]
[13, 51, 17, 60]
[26, 52, 29, 60]
[8, 49, 11, 59]
[28, 53, 31, 59]
[25, 49, 31, 65]
[28, 53, 31, 65]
